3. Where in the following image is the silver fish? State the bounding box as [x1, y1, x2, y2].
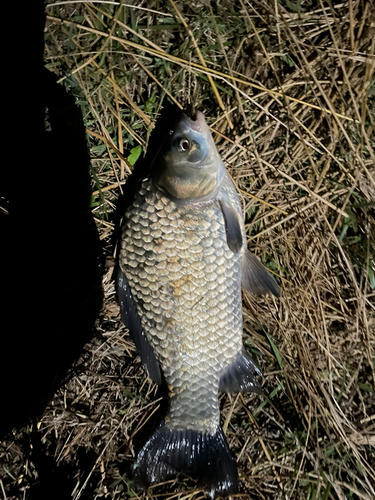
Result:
[117, 111, 280, 496]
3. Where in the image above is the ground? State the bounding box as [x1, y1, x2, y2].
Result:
[1, 1, 374, 499]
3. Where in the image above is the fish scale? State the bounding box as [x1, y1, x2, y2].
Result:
[120, 177, 242, 430]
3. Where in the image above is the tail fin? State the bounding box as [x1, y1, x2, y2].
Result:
[133, 423, 238, 496]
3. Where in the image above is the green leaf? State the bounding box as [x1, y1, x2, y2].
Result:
[127, 145, 142, 166]
[91, 144, 107, 155]
[144, 94, 157, 114]
[347, 235, 362, 245]
[89, 195, 101, 208]
[265, 331, 284, 370]
[267, 260, 277, 271]
[368, 266, 375, 290]
[282, 54, 295, 68]
[285, 0, 302, 13]
[325, 445, 337, 457]
[254, 381, 284, 416]
[358, 382, 374, 393]
[269, 381, 284, 398]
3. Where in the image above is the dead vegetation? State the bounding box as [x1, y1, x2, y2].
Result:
[1, 1, 374, 499]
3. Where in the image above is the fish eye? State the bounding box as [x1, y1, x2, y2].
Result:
[179, 139, 190, 152]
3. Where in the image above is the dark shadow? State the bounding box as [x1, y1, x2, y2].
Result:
[0, 1, 103, 437]
[18, 430, 99, 500]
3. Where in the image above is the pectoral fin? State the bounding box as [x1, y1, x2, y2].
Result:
[218, 195, 243, 253]
[117, 268, 162, 385]
[242, 249, 280, 297]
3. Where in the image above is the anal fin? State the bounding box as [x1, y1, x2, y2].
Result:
[117, 268, 162, 385]
[219, 347, 262, 394]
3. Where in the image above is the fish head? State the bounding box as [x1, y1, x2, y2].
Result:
[155, 111, 225, 201]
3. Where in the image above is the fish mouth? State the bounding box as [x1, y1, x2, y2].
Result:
[180, 109, 206, 133]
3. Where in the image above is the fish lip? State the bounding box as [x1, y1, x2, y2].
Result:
[180, 110, 205, 133]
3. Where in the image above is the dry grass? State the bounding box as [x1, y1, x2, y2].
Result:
[1, 1, 375, 499]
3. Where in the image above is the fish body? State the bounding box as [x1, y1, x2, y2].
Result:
[117, 111, 280, 496]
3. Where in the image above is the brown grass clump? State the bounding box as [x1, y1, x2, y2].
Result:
[1, 1, 374, 499]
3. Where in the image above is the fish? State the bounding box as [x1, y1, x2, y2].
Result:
[117, 110, 280, 496]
